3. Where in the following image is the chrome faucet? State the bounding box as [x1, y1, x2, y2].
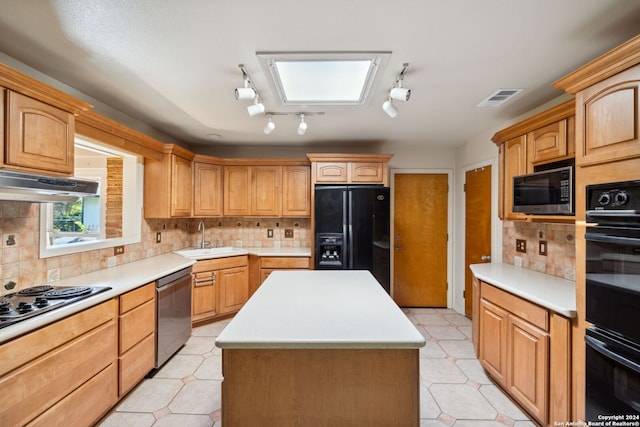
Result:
[197, 221, 209, 249]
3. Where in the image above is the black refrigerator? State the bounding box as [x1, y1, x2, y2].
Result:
[314, 185, 390, 293]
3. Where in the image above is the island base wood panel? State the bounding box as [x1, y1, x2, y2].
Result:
[221, 348, 420, 427]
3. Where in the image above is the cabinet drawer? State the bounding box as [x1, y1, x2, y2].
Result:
[260, 257, 310, 269]
[0, 299, 117, 376]
[0, 319, 117, 426]
[27, 363, 118, 427]
[119, 298, 155, 354]
[193, 255, 248, 273]
[481, 282, 548, 331]
[120, 282, 155, 314]
[119, 333, 155, 396]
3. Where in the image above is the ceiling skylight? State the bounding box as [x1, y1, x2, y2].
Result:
[258, 52, 390, 106]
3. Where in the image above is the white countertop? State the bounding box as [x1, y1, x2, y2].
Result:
[470, 263, 576, 318]
[0, 253, 195, 344]
[215, 270, 426, 349]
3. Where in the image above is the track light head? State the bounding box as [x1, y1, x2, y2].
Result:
[382, 100, 398, 118]
[264, 116, 275, 134]
[390, 87, 411, 101]
[247, 98, 265, 116]
[235, 87, 256, 100]
[297, 114, 307, 135]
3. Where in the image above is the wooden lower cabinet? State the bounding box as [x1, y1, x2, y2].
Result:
[477, 281, 570, 426]
[249, 255, 311, 296]
[118, 283, 156, 396]
[192, 255, 249, 324]
[0, 299, 119, 427]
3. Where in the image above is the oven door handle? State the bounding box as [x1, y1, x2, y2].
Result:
[585, 334, 640, 374]
[585, 232, 640, 246]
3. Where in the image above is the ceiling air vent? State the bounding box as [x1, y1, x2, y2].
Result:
[477, 89, 524, 107]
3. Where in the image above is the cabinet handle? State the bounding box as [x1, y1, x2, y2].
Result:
[481, 255, 491, 261]
[194, 277, 214, 286]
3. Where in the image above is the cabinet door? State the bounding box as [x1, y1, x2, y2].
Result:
[282, 165, 311, 216]
[580, 65, 640, 165]
[315, 162, 348, 182]
[218, 266, 249, 314]
[527, 119, 567, 164]
[170, 155, 193, 217]
[479, 298, 508, 384]
[192, 271, 217, 320]
[350, 162, 383, 183]
[194, 162, 223, 216]
[507, 315, 549, 424]
[6, 90, 74, 175]
[252, 165, 282, 216]
[503, 135, 527, 220]
[472, 276, 481, 355]
[224, 166, 251, 216]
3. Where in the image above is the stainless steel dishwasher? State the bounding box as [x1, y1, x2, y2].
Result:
[155, 267, 192, 368]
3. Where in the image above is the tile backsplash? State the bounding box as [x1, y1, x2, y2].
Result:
[502, 221, 576, 281]
[1, 200, 311, 295]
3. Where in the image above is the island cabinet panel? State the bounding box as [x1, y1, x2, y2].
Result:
[118, 283, 156, 396]
[0, 299, 118, 427]
[222, 348, 420, 426]
[5, 90, 74, 175]
[579, 64, 640, 166]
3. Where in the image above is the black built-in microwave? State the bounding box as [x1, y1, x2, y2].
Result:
[512, 160, 574, 215]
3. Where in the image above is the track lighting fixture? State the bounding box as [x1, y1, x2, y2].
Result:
[382, 63, 410, 117]
[297, 114, 308, 135]
[263, 115, 275, 134]
[247, 97, 265, 116]
[382, 99, 398, 118]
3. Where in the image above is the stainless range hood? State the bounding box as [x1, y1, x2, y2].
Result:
[0, 170, 99, 202]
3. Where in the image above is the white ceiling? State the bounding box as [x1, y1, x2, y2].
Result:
[0, 1, 639, 151]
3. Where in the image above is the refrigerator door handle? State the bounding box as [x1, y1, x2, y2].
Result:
[347, 189, 353, 269]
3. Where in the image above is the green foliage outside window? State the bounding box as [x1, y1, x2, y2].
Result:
[53, 200, 87, 232]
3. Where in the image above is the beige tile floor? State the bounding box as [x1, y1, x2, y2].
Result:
[99, 308, 536, 427]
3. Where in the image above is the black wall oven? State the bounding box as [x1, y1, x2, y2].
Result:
[585, 180, 640, 420]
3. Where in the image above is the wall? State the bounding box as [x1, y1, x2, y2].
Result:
[0, 200, 311, 295]
[502, 221, 576, 280]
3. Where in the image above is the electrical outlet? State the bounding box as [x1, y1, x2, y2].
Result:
[514, 256, 522, 267]
[539, 240, 547, 256]
[267, 229, 274, 238]
[156, 232, 162, 243]
[285, 229, 294, 238]
[516, 239, 527, 253]
[114, 245, 125, 255]
[47, 268, 60, 283]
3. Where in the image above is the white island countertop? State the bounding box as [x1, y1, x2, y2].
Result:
[215, 270, 426, 349]
[470, 262, 576, 318]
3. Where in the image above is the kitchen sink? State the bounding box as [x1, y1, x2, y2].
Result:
[173, 246, 237, 258]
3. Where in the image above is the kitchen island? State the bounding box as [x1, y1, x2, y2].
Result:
[215, 270, 425, 426]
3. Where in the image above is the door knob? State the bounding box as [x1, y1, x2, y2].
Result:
[481, 255, 491, 261]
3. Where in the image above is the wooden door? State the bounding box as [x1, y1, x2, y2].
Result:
[464, 166, 492, 317]
[393, 174, 448, 307]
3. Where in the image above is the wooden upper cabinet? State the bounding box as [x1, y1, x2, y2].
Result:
[527, 119, 568, 164]
[193, 156, 223, 217]
[350, 162, 384, 183]
[224, 166, 252, 216]
[307, 154, 393, 185]
[5, 90, 74, 175]
[144, 144, 194, 218]
[580, 65, 640, 166]
[315, 162, 348, 182]
[282, 165, 311, 217]
[252, 165, 282, 216]
[503, 135, 527, 221]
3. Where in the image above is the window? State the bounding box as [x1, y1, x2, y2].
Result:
[39, 137, 143, 258]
